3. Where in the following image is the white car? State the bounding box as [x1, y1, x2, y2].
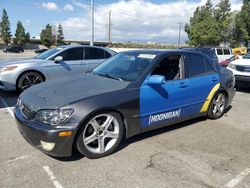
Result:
[227, 54, 250, 86]
[212, 48, 234, 62]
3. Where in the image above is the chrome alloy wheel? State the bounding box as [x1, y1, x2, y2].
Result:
[212, 93, 226, 117]
[18, 72, 43, 91]
[83, 114, 120, 154]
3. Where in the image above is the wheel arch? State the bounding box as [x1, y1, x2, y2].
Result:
[16, 69, 46, 88]
[73, 107, 128, 147]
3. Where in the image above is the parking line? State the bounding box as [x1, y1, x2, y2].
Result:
[43, 166, 63, 188]
[0, 96, 14, 118]
[6, 155, 29, 164]
[225, 168, 250, 188]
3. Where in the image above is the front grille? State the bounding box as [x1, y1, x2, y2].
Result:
[18, 100, 35, 119]
[236, 65, 250, 72]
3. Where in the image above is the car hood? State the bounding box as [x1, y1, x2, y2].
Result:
[0, 58, 43, 66]
[231, 59, 250, 66]
[20, 74, 129, 112]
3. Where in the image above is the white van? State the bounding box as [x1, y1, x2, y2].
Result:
[212, 48, 233, 62]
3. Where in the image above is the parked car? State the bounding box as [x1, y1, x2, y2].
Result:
[219, 55, 235, 67]
[34, 48, 48, 54]
[180, 47, 218, 62]
[0, 45, 116, 91]
[3, 46, 24, 53]
[212, 48, 233, 62]
[219, 53, 250, 67]
[227, 56, 250, 86]
[15, 49, 235, 158]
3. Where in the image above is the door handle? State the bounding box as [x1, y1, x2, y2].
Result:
[212, 77, 218, 82]
[179, 82, 189, 88]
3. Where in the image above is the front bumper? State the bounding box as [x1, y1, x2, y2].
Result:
[14, 106, 78, 157]
[235, 75, 250, 83]
[0, 73, 17, 91]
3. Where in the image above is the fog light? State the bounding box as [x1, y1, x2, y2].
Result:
[40, 141, 55, 151]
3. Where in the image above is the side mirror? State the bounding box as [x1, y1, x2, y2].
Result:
[147, 75, 166, 86]
[54, 56, 63, 63]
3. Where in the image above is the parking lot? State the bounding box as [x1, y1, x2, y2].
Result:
[0, 52, 250, 188]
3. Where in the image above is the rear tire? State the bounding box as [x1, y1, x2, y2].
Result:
[76, 112, 124, 159]
[207, 92, 227, 119]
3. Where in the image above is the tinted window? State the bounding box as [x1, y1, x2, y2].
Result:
[185, 54, 207, 77]
[59, 47, 83, 61]
[105, 51, 111, 58]
[86, 48, 105, 59]
[223, 49, 231, 55]
[217, 49, 223, 55]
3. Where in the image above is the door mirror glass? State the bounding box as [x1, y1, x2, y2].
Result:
[147, 75, 166, 86]
[54, 56, 63, 63]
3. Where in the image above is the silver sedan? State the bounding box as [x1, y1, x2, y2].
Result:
[0, 45, 116, 91]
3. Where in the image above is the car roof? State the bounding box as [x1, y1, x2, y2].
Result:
[120, 49, 204, 56]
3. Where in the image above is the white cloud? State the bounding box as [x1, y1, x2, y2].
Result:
[63, 4, 74, 12]
[41, 2, 59, 11]
[58, 0, 242, 43]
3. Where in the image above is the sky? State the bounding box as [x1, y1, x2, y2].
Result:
[0, 0, 243, 44]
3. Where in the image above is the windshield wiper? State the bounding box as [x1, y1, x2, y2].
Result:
[94, 72, 124, 81]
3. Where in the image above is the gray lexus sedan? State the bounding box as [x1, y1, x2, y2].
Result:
[0, 45, 116, 91]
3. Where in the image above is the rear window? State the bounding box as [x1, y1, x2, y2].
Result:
[223, 49, 231, 55]
[217, 49, 223, 55]
[85, 48, 105, 59]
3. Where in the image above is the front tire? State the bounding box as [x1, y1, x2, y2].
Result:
[76, 112, 124, 159]
[17, 72, 44, 92]
[207, 92, 227, 119]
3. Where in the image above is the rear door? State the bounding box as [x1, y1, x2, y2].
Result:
[84, 47, 108, 71]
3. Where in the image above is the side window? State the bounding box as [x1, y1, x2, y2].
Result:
[105, 51, 111, 58]
[223, 49, 230, 55]
[151, 55, 182, 81]
[85, 48, 105, 59]
[58, 47, 83, 61]
[185, 54, 207, 78]
[217, 49, 223, 55]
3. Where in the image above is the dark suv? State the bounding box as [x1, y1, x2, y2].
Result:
[3, 46, 24, 53]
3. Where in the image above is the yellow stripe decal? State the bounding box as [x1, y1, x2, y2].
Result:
[200, 83, 220, 112]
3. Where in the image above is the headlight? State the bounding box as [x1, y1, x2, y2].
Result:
[228, 63, 236, 70]
[35, 109, 74, 126]
[0, 66, 18, 72]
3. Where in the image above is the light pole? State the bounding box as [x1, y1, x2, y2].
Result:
[90, 0, 94, 46]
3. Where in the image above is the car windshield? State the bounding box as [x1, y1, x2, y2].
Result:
[243, 53, 250, 59]
[34, 47, 64, 59]
[92, 52, 156, 82]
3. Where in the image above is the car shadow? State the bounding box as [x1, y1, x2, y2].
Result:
[52, 116, 208, 162]
[236, 86, 250, 93]
[0, 90, 20, 109]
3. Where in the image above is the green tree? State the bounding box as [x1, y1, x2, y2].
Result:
[214, 0, 232, 44]
[0, 9, 12, 45]
[57, 23, 64, 46]
[185, 0, 221, 46]
[40, 24, 53, 48]
[25, 32, 30, 43]
[13, 21, 29, 46]
[234, 0, 250, 46]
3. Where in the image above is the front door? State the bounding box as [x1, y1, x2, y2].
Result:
[46, 47, 87, 80]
